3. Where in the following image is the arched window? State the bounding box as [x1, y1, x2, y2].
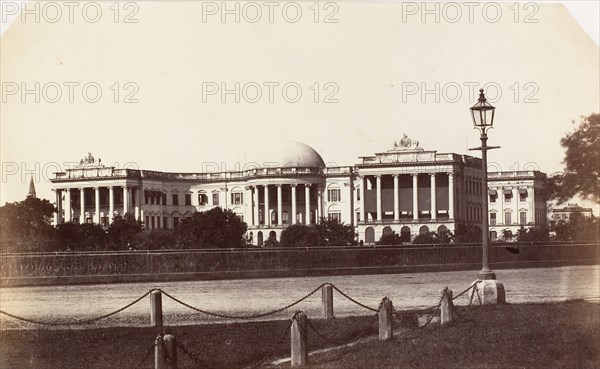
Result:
[419, 225, 429, 235]
[400, 226, 411, 242]
[383, 226, 393, 236]
[257, 231, 263, 247]
[365, 227, 375, 244]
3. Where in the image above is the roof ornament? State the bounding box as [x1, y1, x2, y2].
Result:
[391, 134, 423, 151]
[75, 152, 105, 168]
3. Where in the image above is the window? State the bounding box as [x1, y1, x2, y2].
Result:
[259, 209, 264, 225]
[519, 192, 527, 202]
[173, 217, 179, 228]
[172, 194, 179, 206]
[328, 189, 341, 202]
[490, 231, 497, 240]
[145, 215, 149, 228]
[490, 213, 496, 225]
[163, 216, 168, 229]
[162, 193, 167, 205]
[185, 194, 192, 206]
[505, 212, 512, 225]
[504, 190, 512, 202]
[356, 212, 360, 222]
[357, 188, 360, 201]
[329, 212, 341, 222]
[101, 216, 109, 227]
[490, 194, 497, 203]
[520, 211, 527, 225]
[282, 211, 289, 225]
[212, 193, 219, 205]
[198, 193, 208, 205]
[231, 192, 243, 205]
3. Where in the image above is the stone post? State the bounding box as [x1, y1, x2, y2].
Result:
[322, 285, 334, 319]
[155, 334, 177, 369]
[151, 290, 163, 327]
[440, 288, 454, 325]
[291, 312, 308, 366]
[378, 298, 394, 341]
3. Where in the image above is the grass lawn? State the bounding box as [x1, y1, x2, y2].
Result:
[1, 301, 598, 369]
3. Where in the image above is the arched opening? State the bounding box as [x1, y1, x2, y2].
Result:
[419, 225, 430, 235]
[269, 230, 277, 241]
[257, 231, 263, 247]
[437, 225, 448, 238]
[400, 226, 411, 242]
[383, 226, 393, 236]
[249, 231, 254, 245]
[365, 227, 375, 244]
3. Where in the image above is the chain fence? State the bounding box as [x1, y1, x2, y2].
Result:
[1, 280, 488, 368]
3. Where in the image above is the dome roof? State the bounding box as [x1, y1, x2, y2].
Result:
[246, 141, 325, 169]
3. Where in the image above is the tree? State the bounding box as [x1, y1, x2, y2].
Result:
[107, 214, 144, 249]
[0, 197, 56, 252]
[377, 231, 404, 245]
[412, 231, 440, 245]
[279, 224, 317, 247]
[56, 221, 107, 251]
[279, 219, 357, 247]
[174, 207, 247, 248]
[453, 222, 482, 243]
[549, 113, 600, 204]
[555, 213, 599, 242]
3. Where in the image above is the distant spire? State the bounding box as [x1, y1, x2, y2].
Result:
[27, 176, 36, 198]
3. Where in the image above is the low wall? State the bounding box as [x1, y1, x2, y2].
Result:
[1, 243, 598, 287]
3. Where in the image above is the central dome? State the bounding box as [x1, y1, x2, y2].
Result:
[246, 141, 325, 169]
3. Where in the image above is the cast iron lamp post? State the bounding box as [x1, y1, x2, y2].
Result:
[468, 89, 505, 304]
[470, 89, 506, 304]
[469, 88, 500, 280]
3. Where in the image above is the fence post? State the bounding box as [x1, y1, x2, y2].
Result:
[441, 288, 454, 325]
[151, 290, 163, 327]
[378, 297, 393, 341]
[291, 312, 308, 366]
[155, 334, 177, 369]
[322, 284, 334, 319]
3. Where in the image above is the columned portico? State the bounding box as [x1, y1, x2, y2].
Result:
[412, 174, 418, 221]
[291, 184, 297, 225]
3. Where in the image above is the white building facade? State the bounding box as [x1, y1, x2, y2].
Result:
[487, 171, 549, 240]
[51, 139, 486, 245]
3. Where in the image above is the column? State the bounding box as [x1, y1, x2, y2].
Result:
[530, 186, 536, 224]
[430, 174, 437, 220]
[317, 185, 322, 223]
[55, 190, 63, 225]
[253, 186, 259, 226]
[359, 177, 365, 223]
[305, 184, 311, 225]
[79, 187, 85, 223]
[64, 188, 72, 222]
[448, 173, 454, 219]
[291, 184, 297, 225]
[95, 187, 100, 224]
[108, 186, 114, 222]
[393, 175, 399, 221]
[123, 186, 129, 214]
[277, 184, 283, 226]
[412, 174, 418, 221]
[264, 185, 270, 226]
[376, 175, 382, 222]
[135, 187, 141, 220]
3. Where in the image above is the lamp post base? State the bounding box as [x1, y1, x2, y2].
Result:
[477, 271, 496, 280]
[472, 279, 506, 305]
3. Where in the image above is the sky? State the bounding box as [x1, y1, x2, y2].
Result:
[1, 1, 599, 213]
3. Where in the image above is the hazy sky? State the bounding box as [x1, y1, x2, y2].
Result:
[1, 1, 599, 212]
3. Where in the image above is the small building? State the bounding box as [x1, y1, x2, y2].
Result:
[487, 171, 548, 240]
[549, 203, 594, 229]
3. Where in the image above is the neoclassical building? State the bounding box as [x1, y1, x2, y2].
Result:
[487, 171, 548, 239]
[50, 138, 486, 245]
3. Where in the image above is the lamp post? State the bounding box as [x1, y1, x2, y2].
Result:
[469, 88, 505, 303]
